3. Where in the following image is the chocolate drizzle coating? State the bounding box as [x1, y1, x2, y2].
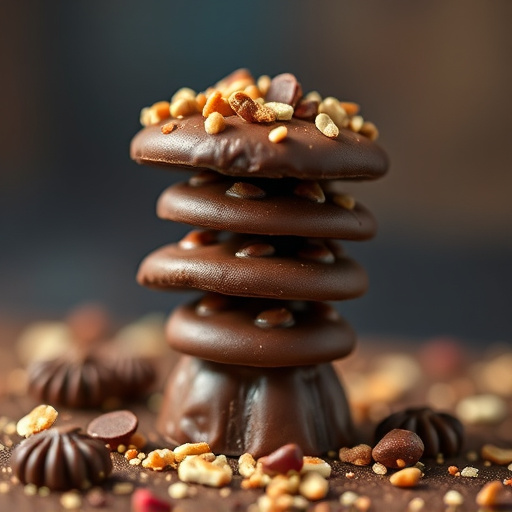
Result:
[28, 353, 119, 409]
[130, 113, 388, 180]
[375, 407, 464, 457]
[157, 356, 354, 458]
[11, 425, 112, 491]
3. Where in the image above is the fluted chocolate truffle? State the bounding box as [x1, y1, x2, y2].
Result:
[11, 425, 112, 490]
[375, 407, 464, 457]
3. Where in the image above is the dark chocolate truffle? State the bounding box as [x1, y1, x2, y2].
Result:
[375, 407, 464, 457]
[27, 352, 119, 409]
[11, 425, 112, 491]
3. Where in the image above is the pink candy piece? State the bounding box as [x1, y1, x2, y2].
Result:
[131, 488, 171, 512]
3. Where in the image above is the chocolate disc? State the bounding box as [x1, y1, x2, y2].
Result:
[166, 295, 355, 367]
[130, 113, 388, 180]
[87, 410, 138, 450]
[137, 234, 368, 301]
[157, 178, 377, 239]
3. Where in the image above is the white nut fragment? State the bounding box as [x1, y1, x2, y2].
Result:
[171, 87, 196, 104]
[340, 491, 359, 507]
[238, 453, 257, 478]
[168, 481, 190, 499]
[17, 405, 58, 437]
[319, 97, 348, 128]
[300, 456, 332, 478]
[372, 462, 388, 475]
[265, 102, 294, 121]
[204, 112, 226, 135]
[315, 113, 339, 139]
[268, 125, 288, 143]
[298, 472, 328, 501]
[174, 442, 211, 463]
[460, 466, 479, 478]
[407, 497, 425, 511]
[178, 455, 232, 487]
[443, 490, 464, 506]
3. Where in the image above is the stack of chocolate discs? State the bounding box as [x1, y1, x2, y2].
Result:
[131, 70, 388, 457]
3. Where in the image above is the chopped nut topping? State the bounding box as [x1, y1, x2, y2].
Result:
[315, 113, 339, 139]
[244, 84, 263, 100]
[238, 452, 257, 478]
[142, 448, 176, 470]
[265, 102, 294, 121]
[319, 97, 348, 129]
[140, 101, 171, 126]
[257, 75, 272, 96]
[293, 181, 325, 203]
[359, 121, 379, 141]
[407, 497, 425, 511]
[170, 97, 198, 118]
[448, 465, 460, 476]
[460, 466, 479, 478]
[174, 441, 211, 462]
[349, 115, 364, 132]
[161, 122, 176, 134]
[301, 456, 332, 478]
[268, 125, 288, 143]
[443, 490, 464, 506]
[171, 87, 196, 104]
[298, 471, 328, 501]
[340, 491, 359, 507]
[202, 90, 234, 118]
[339, 444, 372, 466]
[340, 101, 360, 117]
[481, 444, 512, 465]
[178, 455, 232, 487]
[168, 481, 190, 499]
[229, 92, 276, 123]
[204, 112, 226, 135]
[16, 404, 58, 437]
[372, 462, 387, 475]
[389, 467, 422, 488]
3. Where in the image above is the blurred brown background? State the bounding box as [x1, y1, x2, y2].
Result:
[0, 1, 511, 343]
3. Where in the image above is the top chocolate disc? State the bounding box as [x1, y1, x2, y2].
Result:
[130, 113, 388, 180]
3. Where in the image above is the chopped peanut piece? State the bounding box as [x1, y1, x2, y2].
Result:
[238, 453, 257, 478]
[174, 442, 211, 462]
[299, 472, 328, 501]
[319, 97, 348, 129]
[340, 101, 360, 117]
[301, 456, 332, 478]
[178, 455, 232, 487]
[481, 444, 512, 465]
[195, 92, 207, 111]
[124, 449, 138, 461]
[389, 467, 422, 488]
[315, 113, 339, 138]
[142, 449, 176, 470]
[170, 97, 198, 118]
[359, 121, 379, 141]
[257, 75, 272, 96]
[265, 102, 294, 121]
[204, 112, 226, 135]
[268, 126, 288, 143]
[17, 405, 58, 437]
[244, 84, 262, 99]
[171, 87, 196, 103]
[202, 90, 234, 118]
[161, 122, 176, 134]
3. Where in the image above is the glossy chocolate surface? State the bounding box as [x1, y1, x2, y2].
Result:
[166, 295, 355, 367]
[157, 356, 354, 458]
[137, 233, 367, 301]
[130, 113, 388, 180]
[157, 178, 377, 239]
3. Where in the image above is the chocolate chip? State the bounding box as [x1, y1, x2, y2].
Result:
[260, 443, 304, 475]
[196, 293, 231, 316]
[293, 98, 319, 120]
[179, 229, 218, 249]
[235, 243, 275, 258]
[298, 243, 335, 264]
[87, 410, 139, 450]
[372, 429, 424, 469]
[265, 73, 303, 107]
[313, 302, 341, 321]
[293, 180, 325, 203]
[225, 182, 266, 199]
[254, 308, 295, 328]
[188, 170, 224, 187]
